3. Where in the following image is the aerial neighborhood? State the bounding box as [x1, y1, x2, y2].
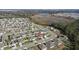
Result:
[0, 17, 67, 50]
[0, 9, 79, 50]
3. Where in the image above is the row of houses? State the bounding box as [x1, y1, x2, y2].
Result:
[0, 18, 67, 50]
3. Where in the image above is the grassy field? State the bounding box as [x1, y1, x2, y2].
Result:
[31, 14, 75, 26]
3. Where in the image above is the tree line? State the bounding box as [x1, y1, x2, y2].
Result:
[49, 19, 79, 50]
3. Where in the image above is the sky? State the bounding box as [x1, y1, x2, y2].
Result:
[0, 0, 79, 9]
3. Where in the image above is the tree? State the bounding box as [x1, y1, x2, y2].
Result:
[49, 19, 79, 50]
[63, 20, 79, 49]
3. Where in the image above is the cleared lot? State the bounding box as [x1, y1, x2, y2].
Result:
[31, 14, 75, 26]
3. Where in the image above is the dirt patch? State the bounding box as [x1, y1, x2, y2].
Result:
[31, 14, 75, 26]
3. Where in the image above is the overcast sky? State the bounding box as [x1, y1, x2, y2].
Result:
[0, 0, 79, 9]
